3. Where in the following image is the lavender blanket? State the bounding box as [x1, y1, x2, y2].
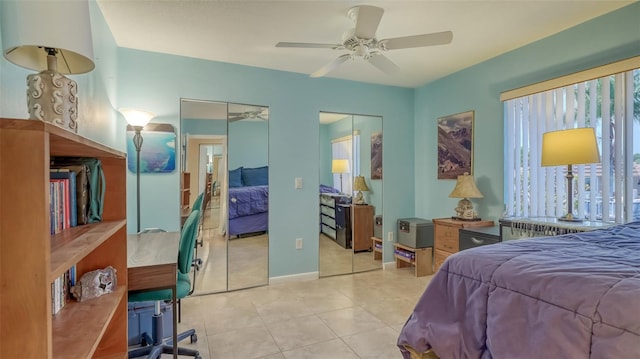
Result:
[398, 221, 640, 358]
[229, 185, 268, 220]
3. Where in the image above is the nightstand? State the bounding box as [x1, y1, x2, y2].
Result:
[433, 218, 494, 271]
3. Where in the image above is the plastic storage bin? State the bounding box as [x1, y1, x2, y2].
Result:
[128, 301, 174, 346]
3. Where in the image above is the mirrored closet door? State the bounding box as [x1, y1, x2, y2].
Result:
[318, 112, 383, 277]
[180, 99, 269, 294]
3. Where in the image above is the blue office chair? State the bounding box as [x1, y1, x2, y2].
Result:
[128, 210, 201, 359]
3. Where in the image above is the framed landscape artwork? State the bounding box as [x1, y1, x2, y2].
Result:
[437, 111, 474, 180]
[371, 131, 382, 179]
[126, 123, 176, 173]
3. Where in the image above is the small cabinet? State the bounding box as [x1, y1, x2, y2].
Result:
[433, 218, 494, 272]
[372, 237, 382, 261]
[352, 205, 374, 252]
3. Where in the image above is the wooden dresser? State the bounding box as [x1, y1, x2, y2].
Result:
[352, 205, 374, 252]
[433, 218, 494, 271]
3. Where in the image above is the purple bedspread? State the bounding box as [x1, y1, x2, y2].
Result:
[398, 221, 640, 358]
[229, 185, 268, 220]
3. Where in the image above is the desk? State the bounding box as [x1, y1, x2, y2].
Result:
[128, 231, 180, 358]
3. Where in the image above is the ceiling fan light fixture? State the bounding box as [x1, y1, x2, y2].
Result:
[354, 44, 368, 57]
[276, 4, 452, 78]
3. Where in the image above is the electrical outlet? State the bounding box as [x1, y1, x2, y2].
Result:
[295, 177, 303, 189]
[387, 231, 394, 242]
[296, 238, 303, 249]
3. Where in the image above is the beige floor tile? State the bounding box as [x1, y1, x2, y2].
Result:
[255, 296, 316, 324]
[257, 353, 286, 359]
[342, 326, 405, 359]
[282, 338, 360, 359]
[207, 325, 281, 359]
[267, 315, 337, 351]
[318, 307, 386, 337]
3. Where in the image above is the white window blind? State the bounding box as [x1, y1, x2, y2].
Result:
[331, 133, 361, 194]
[504, 68, 639, 223]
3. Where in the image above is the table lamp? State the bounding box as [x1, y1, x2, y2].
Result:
[332, 159, 350, 193]
[120, 108, 155, 233]
[449, 172, 483, 221]
[353, 176, 370, 205]
[541, 127, 600, 222]
[1, 0, 95, 133]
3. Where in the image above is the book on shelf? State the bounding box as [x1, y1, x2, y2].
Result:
[51, 164, 89, 225]
[50, 170, 77, 227]
[49, 178, 69, 234]
[51, 264, 76, 316]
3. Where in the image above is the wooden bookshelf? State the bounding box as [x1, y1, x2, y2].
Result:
[181, 171, 191, 209]
[0, 118, 128, 358]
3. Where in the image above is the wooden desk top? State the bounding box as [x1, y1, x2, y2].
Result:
[127, 231, 179, 269]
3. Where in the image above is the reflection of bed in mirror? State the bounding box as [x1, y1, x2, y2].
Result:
[228, 166, 269, 237]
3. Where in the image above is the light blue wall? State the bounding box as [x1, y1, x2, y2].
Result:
[414, 2, 640, 223]
[228, 120, 268, 170]
[182, 118, 226, 136]
[116, 48, 415, 276]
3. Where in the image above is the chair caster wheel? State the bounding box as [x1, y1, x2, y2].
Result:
[190, 333, 198, 343]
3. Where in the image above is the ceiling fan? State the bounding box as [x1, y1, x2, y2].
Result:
[228, 107, 269, 122]
[276, 5, 453, 78]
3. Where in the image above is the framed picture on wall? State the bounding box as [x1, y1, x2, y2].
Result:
[437, 111, 474, 180]
[371, 131, 382, 179]
[126, 123, 176, 173]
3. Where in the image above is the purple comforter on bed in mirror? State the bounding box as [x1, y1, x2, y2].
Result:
[397, 221, 640, 358]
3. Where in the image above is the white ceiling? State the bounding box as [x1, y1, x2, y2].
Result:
[97, 1, 633, 88]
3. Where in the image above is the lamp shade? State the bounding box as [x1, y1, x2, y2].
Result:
[1, 0, 95, 74]
[541, 128, 601, 166]
[332, 159, 350, 174]
[120, 108, 155, 127]
[449, 172, 483, 199]
[353, 176, 369, 192]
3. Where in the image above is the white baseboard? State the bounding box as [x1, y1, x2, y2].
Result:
[269, 271, 318, 285]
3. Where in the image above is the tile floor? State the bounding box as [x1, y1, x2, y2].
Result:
[168, 267, 433, 358]
[139, 197, 434, 358]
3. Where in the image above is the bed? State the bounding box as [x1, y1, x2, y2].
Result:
[228, 166, 269, 237]
[397, 221, 640, 358]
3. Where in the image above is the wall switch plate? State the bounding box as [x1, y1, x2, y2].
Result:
[387, 231, 394, 242]
[295, 177, 303, 189]
[296, 238, 303, 249]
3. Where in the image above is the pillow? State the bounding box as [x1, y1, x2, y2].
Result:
[242, 166, 268, 186]
[229, 167, 243, 188]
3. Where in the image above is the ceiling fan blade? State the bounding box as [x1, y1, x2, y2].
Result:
[276, 42, 340, 49]
[352, 5, 384, 39]
[367, 53, 400, 75]
[381, 31, 453, 50]
[310, 54, 351, 78]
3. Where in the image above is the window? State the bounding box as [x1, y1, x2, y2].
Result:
[504, 67, 640, 223]
[331, 133, 360, 194]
